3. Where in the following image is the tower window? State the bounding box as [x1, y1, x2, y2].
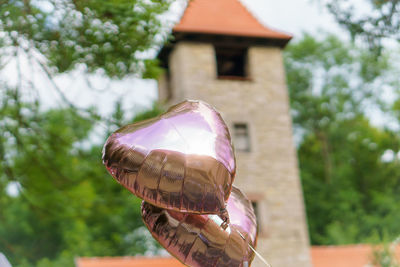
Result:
[215, 46, 248, 79]
[233, 123, 251, 152]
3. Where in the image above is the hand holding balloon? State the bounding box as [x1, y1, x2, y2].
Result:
[142, 186, 257, 267]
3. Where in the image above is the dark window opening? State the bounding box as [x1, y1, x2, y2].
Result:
[233, 123, 251, 152]
[215, 46, 248, 79]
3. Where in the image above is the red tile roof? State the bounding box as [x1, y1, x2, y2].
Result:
[75, 257, 184, 267]
[311, 244, 400, 267]
[76, 245, 400, 267]
[173, 0, 292, 40]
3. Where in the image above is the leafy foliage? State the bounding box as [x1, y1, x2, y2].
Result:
[285, 34, 400, 245]
[323, 0, 400, 54]
[0, 95, 164, 266]
[0, 0, 171, 77]
[0, 1, 171, 265]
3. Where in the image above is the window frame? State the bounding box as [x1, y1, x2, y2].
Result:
[232, 122, 251, 152]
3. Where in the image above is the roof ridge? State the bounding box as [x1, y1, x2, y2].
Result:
[172, 0, 292, 40]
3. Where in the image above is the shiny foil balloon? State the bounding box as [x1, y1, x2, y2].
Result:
[142, 186, 258, 267]
[103, 100, 236, 215]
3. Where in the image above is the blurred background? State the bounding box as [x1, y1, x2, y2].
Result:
[1, 0, 400, 266]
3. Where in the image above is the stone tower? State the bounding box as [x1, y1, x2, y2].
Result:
[157, 0, 312, 266]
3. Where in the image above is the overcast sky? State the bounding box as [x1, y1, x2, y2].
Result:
[242, 0, 344, 37]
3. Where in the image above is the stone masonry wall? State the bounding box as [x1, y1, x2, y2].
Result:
[159, 42, 312, 267]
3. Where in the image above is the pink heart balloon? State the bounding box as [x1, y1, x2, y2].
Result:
[141, 186, 258, 267]
[103, 100, 236, 215]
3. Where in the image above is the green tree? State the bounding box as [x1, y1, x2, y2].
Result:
[0, 99, 164, 266]
[0, 1, 172, 265]
[0, 0, 171, 77]
[0, 0, 172, 186]
[285, 34, 400, 245]
[322, 0, 400, 54]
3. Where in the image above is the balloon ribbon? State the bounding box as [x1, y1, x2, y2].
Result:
[236, 229, 272, 267]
